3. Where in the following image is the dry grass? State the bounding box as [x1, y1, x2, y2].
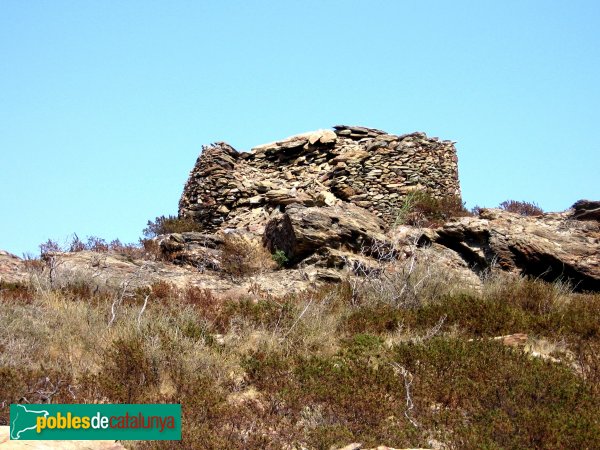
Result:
[1, 257, 599, 448]
[220, 234, 276, 277]
[394, 190, 470, 228]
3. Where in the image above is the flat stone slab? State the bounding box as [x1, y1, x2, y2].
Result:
[0, 426, 126, 449]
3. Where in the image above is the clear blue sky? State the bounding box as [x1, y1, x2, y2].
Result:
[1, 1, 599, 256]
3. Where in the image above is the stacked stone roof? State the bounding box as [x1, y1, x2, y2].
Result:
[179, 125, 460, 232]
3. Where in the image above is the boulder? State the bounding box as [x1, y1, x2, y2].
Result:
[262, 203, 390, 263]
[572, 199, 600, 221]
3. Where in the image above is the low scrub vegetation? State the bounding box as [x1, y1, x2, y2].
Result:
[35, 214, 202, 262]
[499, 199, 544, 216]
[1, 257, 599, 448]
[38, 234, 148, 260]
[472, 199, 545, 217]
[395, 193, 544, 227]
[394, 190, 470, 227]
[143, 215, 203, 238]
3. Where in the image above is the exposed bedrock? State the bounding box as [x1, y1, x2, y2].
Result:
[424, 204, 600, 291]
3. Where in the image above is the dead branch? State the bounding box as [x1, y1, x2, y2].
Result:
[390, 362, 419, 428]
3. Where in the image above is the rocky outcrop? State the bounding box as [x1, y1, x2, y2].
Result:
[0, 250, 27, 284]
[179, 125, 460, 232]
[171, 125, 468, 285]
[33, 250, 312, 298]
[425, 205, 600, 291]
[175, 124, 600, 292]
[572, 199, 600, 221]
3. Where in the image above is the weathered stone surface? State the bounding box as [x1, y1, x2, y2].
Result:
[265, 189, 314, 206]
[34, 249, 314, 299]
[262, 203, 390, 263]
[0, 250, 27, 284]
[0, 426, 126, 449]
[305, 267, 344, 283]
[572, 199, 600, 221]
[159, 233, 222, 271]
[299, 247, 378, 271]
[494, 333, 529, 348]
[427, 206, 600, 291]
[317, 190, 337, 206]
[308, 128, 337, 145]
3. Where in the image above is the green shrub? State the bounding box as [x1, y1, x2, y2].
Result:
[344, 333, 384, 352]
[271, 249, 289, 268]
[339, 278, 600, 342]
[342, 304, 403, 334]
[243, 350, 424, 447]
[3, 264, 600, 448]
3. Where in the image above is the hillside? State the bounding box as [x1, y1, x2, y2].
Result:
[1, 126, 599, 449]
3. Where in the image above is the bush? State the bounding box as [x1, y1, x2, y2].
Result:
[140, 238, 163, 260]
[499, 200, 544, 216]
[0, 281, 33, 303]
[86, 236, 110, 252]
[143, 215, 203, 238]
[0, 367, 75, 425]
[339, 276, 600, 343]
[3, 262, 600, 448]
[342, 304, 402, 334]
[149, 280, 179, 302]
[394, 190, 469, 227]
[39, 239, 62, 256]
[98, 334, 160, 403]
[576, 339, 600, 395]
[243, 350, 423, 447]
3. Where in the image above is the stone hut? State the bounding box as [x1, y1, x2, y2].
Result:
[178, 125, 460, 232]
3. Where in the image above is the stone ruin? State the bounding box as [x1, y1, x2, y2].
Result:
[178, 125, 461, 234]
[5, 125, 597, 295]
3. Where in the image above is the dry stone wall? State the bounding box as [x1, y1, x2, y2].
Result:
[179, 125, 460, 232]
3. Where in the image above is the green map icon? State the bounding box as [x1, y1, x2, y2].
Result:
[10, 404, 49, 440]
